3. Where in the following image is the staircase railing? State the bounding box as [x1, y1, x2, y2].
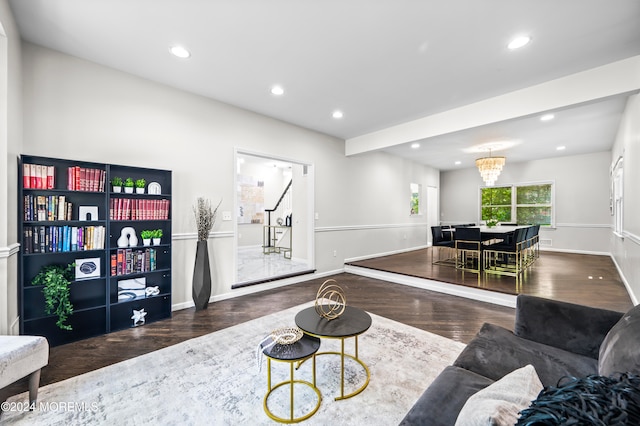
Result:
[264, 180, 292, 251]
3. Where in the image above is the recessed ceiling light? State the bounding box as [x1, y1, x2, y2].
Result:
[411, 143, 420, 149]
[508, 35, 531, 50]
[169, 45, 191, 59]
[270, 86, 284, 96]
[557, 146, 566, 151]
[540, 114, 555, 121]
[332, 110, 344, 119]
[455, 161, 462, 165]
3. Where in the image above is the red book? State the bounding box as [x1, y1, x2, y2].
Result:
[23, 164, 31, 188]
[47, 166, 55, 189]
[30, 164, 37, 188]
[35, 165, 43, 189]
[92, 169, 99, 191]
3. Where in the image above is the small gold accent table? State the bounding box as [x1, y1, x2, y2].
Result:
[261, 334, 322, 423]
[295, 306, 372, 400]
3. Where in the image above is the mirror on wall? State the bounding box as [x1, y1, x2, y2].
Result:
[234, 151, 314, 287]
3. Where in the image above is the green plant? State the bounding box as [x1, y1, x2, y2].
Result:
[152, 229, 163, 239]
[140, 230, 153, 240]
[31, 264, 75, 331]
[135, 178, 146, 188]
[111, 176, 122, 186]
[486, 218, 498, 227]
[124, 177, 135, 188]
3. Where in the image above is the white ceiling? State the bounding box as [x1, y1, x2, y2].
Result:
[8, 0, 640, 170]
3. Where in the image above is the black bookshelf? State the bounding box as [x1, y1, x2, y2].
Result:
[18, 155, 172, 346]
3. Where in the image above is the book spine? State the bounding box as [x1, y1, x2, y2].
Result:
[111, 254, 117, 276]
[47, 165, 55, 189]
[23, 164, 31, 188]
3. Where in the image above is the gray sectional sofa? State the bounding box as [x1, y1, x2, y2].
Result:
[400, 294, 640, 425]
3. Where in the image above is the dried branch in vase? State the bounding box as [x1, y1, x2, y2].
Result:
[193, 197, 222, 241]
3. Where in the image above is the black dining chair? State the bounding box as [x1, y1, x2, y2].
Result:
[431, 226, 455, 264]
[454, 227, 483, 273]
[483, 227, 528, 276]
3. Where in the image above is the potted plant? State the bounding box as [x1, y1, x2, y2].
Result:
[152, 229, 163, 245]
[31, 263, 75, 330]
[140, 230, 153, 246]
[135, 178, 146, 194]
[486, 218, 498, 228]
[111, 176, 123, 193]
[124, 177, 135, 193]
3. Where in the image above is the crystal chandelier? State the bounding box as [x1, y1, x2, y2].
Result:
[475, 151, 506, 186]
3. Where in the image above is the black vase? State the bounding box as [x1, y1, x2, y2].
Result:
[192, 240, 212, 311]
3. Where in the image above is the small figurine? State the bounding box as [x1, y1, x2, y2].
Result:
[131, 308, 147, 326]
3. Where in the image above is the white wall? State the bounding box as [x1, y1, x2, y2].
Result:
[611, 93, 640, 304]
[441, 151, 612, 254]
[0, 0, 22, 335]
[18, 42, 438, 310]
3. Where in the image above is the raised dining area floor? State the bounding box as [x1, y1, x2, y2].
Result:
[345, 247, 633, 312]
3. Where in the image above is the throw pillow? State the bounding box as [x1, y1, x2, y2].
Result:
[455, 365, 543, 426]
[599, 304, 640, 377]
[516, 373, 640, 426]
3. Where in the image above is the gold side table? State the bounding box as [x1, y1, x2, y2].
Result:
[261, 334, 322, 423]
[295, 306, 372, 400]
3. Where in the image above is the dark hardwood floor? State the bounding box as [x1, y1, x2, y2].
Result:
[2, 248, 633, 404]
[347, 248, 633, 311]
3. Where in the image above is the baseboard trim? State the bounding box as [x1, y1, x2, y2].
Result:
[171, 268, 345, 312]
[610, 254, 639, 306]
[345, 245, 428, 263]
[344, 264, 517, 308]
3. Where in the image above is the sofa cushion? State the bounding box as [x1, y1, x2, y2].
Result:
[599, 304, 640, 376]
[455, 365, 543, 426]
[399, 365, 495, 426]
[454, 323, 598, 387]
[514, 294, 623, 359]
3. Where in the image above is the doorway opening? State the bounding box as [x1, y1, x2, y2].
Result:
[233, 150, 315, 287]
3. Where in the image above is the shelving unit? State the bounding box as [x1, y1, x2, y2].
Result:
[18, 155, 172, 346]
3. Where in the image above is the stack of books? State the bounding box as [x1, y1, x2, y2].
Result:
[23, 194, 73, 221]
[22, 163, 55, 189]
[23, 225, 106, 254]
[109, 198, 170, 221]
[67, 166, 105, 192]
[111, 248, 157, 276]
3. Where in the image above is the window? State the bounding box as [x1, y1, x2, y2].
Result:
[410, 183, 421, 215]
[481, 183, 553, 226]
[481, 186, 512, 222]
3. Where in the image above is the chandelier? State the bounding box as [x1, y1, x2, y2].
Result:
[475, 151, 506, 186]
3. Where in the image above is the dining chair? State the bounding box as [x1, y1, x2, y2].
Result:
[483, 227, 528, 276]
[454, 227, 483, 273]
[431, 226, 455, 264]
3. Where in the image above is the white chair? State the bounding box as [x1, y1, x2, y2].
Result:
[0, 336, 49, 407]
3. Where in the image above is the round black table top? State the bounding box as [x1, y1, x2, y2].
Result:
[260, 333, 320, 361]
[295, 306, 372, 338]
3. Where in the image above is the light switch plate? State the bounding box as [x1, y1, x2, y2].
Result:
[222, 211, 232, 221]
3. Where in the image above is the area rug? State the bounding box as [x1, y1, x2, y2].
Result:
[2, 302, 465, 425]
